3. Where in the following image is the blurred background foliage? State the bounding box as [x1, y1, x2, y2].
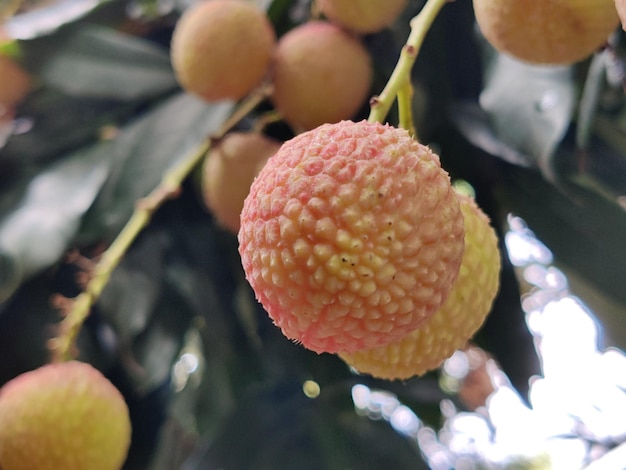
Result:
[0, 0, 625, 468]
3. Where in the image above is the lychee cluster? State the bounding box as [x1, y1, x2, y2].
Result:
[0, 361, 131, 470]
[238, 120, 466, 354]
[169, 0, 410, 131]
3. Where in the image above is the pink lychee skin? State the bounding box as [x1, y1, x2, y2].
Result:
[238, 120, 465, 354]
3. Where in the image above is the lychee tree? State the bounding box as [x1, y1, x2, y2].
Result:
[0, 0, 625, 469]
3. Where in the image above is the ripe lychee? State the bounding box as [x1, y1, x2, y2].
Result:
[318, 0, 408, 34]
[202, 131, 281, 233]
[270, 21, 372, 131]
[170, 0, 276, 102]
[340, 193, 501, 380]
[473, 0, 619, 65]
[238, 120, 464, 354]
[0, 361, 131, 470]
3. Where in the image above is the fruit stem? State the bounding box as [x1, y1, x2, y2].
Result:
[49, 83, 273, 363]
[397, 81, 417, 139]
[367, 0, 449, 128]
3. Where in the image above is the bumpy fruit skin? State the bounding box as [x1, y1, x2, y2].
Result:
[271, 21, 372, 131]
[238, 120, 464, 354]
[171, 0, 276, 102]
[0, 361, 131, 470]
[340, 194, 501, 380]
[318, 0, 408, 34]
[473, 0, 619, 65]
[0, 55, 32, 109]
[202, 132, 281, 233]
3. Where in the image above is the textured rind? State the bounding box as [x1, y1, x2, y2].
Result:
[473, 0, 619, 65]
[271, 21, 372, 131]
[0, 361, 131, 470]
[171, 0, 276, 101]
[318, 0, 408, 34]
[238, 120, 464, 354]
[202, 132, 281, 233]
[340, 194, 501, 380]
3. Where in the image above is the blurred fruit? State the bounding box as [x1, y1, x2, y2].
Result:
[202, 131, 281, 233]
[0, 54, 32, 109]
[340, 193, 501, 379]
[238, 120, 464, 354]
[170, 0, 276, 102]
[473, 0, 619, 64]
[0, 361, 131, 470]
[271, 21, 372, 131]
[317, 0, 408, 34]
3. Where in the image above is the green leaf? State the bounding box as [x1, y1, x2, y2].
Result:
[0, 140, 111, 301]
[4, 0, 114, 39]
[19, 24, 177, 100]
[78, 93, 234, 243]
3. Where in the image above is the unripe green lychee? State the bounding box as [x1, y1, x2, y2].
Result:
[238, 120, 464, 354]
[271, 21, 372, 131]
[340, 193, 501, 380]
[170, 0, 276, 102]
[473, 0, 619, 65]
[202, 132, 281, 233]
[318, 0, 408, 34]
[0, 361, 131, 470]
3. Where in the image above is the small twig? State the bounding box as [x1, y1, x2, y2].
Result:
[368, 0, 449, 128]
[49, 83, 272, 363]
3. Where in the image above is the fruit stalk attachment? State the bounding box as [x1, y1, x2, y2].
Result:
[49, 83, 272, 363]
[367, 0, 449, 130]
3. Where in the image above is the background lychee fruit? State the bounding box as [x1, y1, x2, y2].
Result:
[270, 21, 372, 131]
[473, 0, 619, 65]
[340, 193, 502, 380]
[170, 0, 276, 102]
[616, 0, 626, 30]
[238, 120, 464, 354]
[317, 0, 408, 34]
[0, 361, 131, 470]
[202, 131, 281, 233]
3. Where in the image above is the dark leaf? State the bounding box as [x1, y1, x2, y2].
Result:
[19, 24, 177, 100]
[0, 140, 111, 301]
[78, 93, 234, 243]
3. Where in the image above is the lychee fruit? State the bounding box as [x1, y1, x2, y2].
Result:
[339, 193, 501, 380]
[473, 0, 619, 65]
[170, 0, 276, 102]
[0, 361, 131, 470]
[238, 120, 465, 354]
[270, 21, 373, 131]
[317, 0, 408, 34]
[202, 131, 281, 233]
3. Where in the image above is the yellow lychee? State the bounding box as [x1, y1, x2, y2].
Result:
[473, 0, 619, 64]
[0, 361, 131, 470]
[318, 0, 408, 34]
[202, 132, 281, 233]
[270, 21, 373, 131]
[170, 0, 276, 102]
[340, 194, 501, 380]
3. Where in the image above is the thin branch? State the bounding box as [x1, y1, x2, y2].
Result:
[368, 0, 449, 127]
[49, 83, 272, 363]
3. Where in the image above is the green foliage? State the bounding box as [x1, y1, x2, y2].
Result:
[0, 0, 625, 468]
